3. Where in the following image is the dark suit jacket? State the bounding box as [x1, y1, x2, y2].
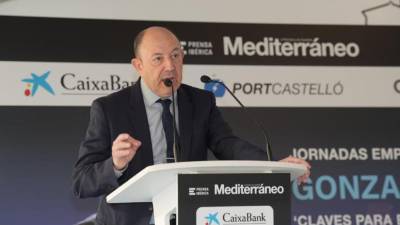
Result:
[72, 81, 268, 225]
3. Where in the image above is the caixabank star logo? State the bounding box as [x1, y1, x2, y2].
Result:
[204, 212, 220, 225]
[21, 71, 55, 96]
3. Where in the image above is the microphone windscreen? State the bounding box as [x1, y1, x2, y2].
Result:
[200, 75, 212, 83]
[163, 79, 173, 87]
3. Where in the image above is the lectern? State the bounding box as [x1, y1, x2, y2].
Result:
[106, 161, 306, 225]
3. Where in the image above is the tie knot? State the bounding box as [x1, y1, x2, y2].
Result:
[157, 98, 172, 109]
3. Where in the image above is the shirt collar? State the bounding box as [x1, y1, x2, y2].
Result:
[140, 79, 176, 106]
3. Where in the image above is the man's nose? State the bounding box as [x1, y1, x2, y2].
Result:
[164, 57, 175, 71]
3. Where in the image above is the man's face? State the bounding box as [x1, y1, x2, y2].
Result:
[132, 28, 184, 97]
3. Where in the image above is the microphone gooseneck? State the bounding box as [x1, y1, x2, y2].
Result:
[163, 78, 180, 162]
[201, 75, 273, 161]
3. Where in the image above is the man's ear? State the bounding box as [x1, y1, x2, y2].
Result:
[131, 58, 143, 74]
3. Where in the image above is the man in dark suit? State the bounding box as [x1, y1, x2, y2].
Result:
[72, 26, 310, 225]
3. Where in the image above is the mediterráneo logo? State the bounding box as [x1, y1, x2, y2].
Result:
[223, 36, 360, 58]
[214, 184, 285, 195]
[197, 206, 273, 225]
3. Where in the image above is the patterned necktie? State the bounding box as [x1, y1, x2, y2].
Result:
[157, 98, 175, 163]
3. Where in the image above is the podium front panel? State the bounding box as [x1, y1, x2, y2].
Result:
[178, 173, 290, 225]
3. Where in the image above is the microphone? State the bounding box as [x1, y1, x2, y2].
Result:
[200, 75, 211, 83]
[163, 78, 181, 162]
[200, 75, 273, 161]
[163, 79, 173, 87]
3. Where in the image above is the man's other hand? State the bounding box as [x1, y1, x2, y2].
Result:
[279, 155, 311, 185]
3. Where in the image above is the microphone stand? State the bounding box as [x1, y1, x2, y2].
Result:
[202, 75, 273, 161]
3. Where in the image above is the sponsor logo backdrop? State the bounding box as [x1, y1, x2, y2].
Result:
[0, 9, 399, 225]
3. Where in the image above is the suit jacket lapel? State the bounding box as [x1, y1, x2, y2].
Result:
[129, 81, 154, 166]
[177, 86, 193, 161]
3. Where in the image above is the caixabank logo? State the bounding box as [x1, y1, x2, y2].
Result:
[21, 71, 55, 96]
[196, 206, 273, 225]
[203, 212, 220, 225]
[60, 73, 134, 93]
[21, 70, 135, 97]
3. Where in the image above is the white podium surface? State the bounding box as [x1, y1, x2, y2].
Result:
[106, 160, 307, 225]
